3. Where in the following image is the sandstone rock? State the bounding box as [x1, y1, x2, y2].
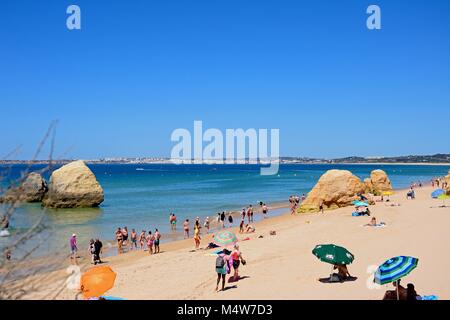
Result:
[369, 170, 393, 195]
[42, 160, 104, 208]
[364, 178, 373, 193]
[445, 170, 450, 194]
[1, 172, 47, 203]
[299, 169, 366, 213]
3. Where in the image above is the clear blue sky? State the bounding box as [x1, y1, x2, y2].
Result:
[1, 0, 449, 159]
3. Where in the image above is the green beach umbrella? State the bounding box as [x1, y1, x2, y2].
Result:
[437, 193, 450, 207]
[213, 230, 238, 247]
[312, 244, 355, 265]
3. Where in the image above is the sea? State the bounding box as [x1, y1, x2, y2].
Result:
[1, 163, 449, 258]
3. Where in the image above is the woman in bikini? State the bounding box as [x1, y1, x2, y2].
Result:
[194, 225, 201, 249]
[183, 219, 190, 239]
[146, 231, 154, 254]
[139, 230, 146, 250]
[231, 244, 245, 282]
[115, 228, 123, 255]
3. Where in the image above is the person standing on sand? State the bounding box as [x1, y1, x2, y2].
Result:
[228, 213, 233, 227]
[249, 205, 254, 223]
[239, 219, 245, 233]
[194, 225, 201, 249]
[146, 231, 154, 254]
[115, 228, 123, 254]
[241, 208, 246, 221]
[262, 203, 268, 218]
[184, 219, 190, 238]
[319, 202, 324, 214]
[220, 211, 226, 228]
[204, 217, 210, 234]
[88, 239, 96, 264]
[170, 213, 177, 231]
[195, 217, 202, 234]
[154, 229, 161, 254]
[94, 238, 103, 264]
[122, 227, 129, 250]
[139, 230, 146, 250]
[130, 229, 137, 250]
[246, 207, 251, 223]
[70, 234, 78, 262]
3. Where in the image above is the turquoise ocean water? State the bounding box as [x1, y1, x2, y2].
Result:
[1, 163, 449, 257]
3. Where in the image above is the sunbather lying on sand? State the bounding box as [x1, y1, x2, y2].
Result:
[244, 224, 255, 233]
[364, 217, 386, 227]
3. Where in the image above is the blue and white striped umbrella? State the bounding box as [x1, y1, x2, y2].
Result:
[374, 256, 419, 285]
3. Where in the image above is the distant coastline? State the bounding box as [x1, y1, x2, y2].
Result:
[1, 154, 450, 166]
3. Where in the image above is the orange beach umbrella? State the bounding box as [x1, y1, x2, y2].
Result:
[81, 266, 116, 298]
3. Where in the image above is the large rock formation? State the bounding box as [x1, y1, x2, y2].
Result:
[42, 160, 104, 208]
[368, 170, 393, 195]
[1, 172, 47, 203]
[299, 170, 366, 213]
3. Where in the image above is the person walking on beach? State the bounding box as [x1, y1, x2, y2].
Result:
[184, 219, 190, 238]
[220, 211, 226, 228]
[249, 205, 254, 223]
[115, 228, 123, 254]
[139, 230, 146, 250]
[195, 217, 202, 234]
[246, 207, 251, 223]
[228, 213, 233, 227]
[215, 250, 230, 292]
[146, 231, 154, 255]
[241, 208, 246, 221]
[230, 244, 245, 282]
[194, 225, 201, 249]
[154, 229, 161, 254]
[204, 217, 210, 234]
[94, 238, 103, 264]
[130, 229, 138, 250]
[239, 219, 245, 233]
[70, 234, 78, 262]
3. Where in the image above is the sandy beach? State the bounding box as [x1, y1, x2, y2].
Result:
[16, 184, 448, 300]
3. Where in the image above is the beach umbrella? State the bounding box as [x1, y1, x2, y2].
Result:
[81, 266, 117, 298]
[213, 230, 238, 246]
[437, 193, 450, 207]
[431, 189, 445, 199]
[374, 256, 418, 300]
[352, 201, 369, 207]
[312, 244, 354, 265]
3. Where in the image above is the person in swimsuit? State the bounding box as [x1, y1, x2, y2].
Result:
[333, 264, 351, 281]
[245, 224, 255, 233]
[70, 233, 78, 261]
[204, 217, 210, 234]
[220, 212, 226, 228]
[239, 220, 245, 233]
[241, 208, 246, 221]
[262, 204, 268, 218]
[122, 227, 129, 249]
[194, 225, 201, 249]
[154, 229, 161, 254]
[139, 230, 146, 250]
[170, 213, 177, 231]
[249, 205, 254, 223]
[231, 244, 245, 282]
[88, 239, 96, 264]
[115, 228, 123, 254]
[228, 213, 233, 227]
[146, 231, 154, 254]
[184, 219, 190, 239]
[130, 229, 137, 250]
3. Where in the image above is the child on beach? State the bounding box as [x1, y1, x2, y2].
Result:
[70, 234, 78, 261]
[184, 219, 190, 238]
[146, 231, 154, 254]
[154, 229, 161, 254]
[139, 230, 146, 250]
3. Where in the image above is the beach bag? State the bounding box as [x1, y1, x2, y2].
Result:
[216, 255, 225, 268]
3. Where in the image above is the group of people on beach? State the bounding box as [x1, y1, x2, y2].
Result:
[289, 194, 306, 214]
[431, 177, 447, 189]
[116, 227, 161, 255]
[215, 243, 246, 292]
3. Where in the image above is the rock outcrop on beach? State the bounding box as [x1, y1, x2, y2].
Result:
[0, 172, 47, 203]
[363, 178, 373, 193]
[299, 169, 366, 213]
[42, 160, 104, 208]
[368, 170, 393, 195]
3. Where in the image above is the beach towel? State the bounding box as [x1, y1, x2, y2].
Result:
[419, 295, 438, 300]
